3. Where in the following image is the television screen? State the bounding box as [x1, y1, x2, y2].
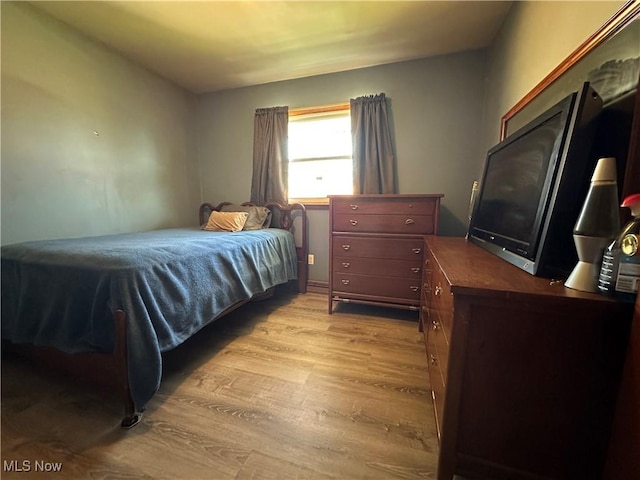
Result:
[468, 82, 603, 277]
[471, 112, 565, 259]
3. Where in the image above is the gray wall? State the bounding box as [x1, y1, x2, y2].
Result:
[197, 51, 488, 282]
[1, 2, 200, 245]
[480, 1, 624, 155]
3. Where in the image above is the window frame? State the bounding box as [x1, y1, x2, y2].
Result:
[288, 102, 351, 206]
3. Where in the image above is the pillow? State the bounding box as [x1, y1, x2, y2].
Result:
[220, 204, 272, 230]
[202, 211, 249, 232]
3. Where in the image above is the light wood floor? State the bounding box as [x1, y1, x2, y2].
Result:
[1, 290, 439, 479]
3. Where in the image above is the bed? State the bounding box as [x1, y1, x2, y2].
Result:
[1, 201, 307, 428]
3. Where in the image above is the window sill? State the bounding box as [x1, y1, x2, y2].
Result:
[289, 198, 330, 209]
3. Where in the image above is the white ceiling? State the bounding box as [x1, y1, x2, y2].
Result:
[30, 1, 513, 94]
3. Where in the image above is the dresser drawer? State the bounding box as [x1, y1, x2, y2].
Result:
[332, 236, 423, 260]
[420, 249, 434, 332]
[426, 322, 446, 441]
[333, 213, 435, 234]
[333, 256, 422, 278]
[332, 196, 439, 216]
[423, 249, 434, 296]
[429, 316, 449, 382]
[431, 263, 453, 343]
[333, 273, 421, 301]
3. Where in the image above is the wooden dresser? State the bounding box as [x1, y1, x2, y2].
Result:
[328, 194, 442, 313]
[421, 236, 633, 480]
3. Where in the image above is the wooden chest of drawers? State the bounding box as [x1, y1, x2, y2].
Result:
[328, 194, 442, 313]
[421, 236, 633, 480]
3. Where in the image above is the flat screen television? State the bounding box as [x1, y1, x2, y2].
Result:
[468, 83, 603, 278]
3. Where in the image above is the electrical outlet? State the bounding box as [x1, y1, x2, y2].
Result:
[307, 254, 315, 265]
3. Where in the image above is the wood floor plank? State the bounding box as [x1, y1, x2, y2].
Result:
[2, 291, 438, 479]
[235, 450, 334, 480]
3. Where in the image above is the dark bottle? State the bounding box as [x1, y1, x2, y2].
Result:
[598, 193, 640, 301]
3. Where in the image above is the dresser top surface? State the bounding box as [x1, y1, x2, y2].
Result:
[425, 235, 630, 308]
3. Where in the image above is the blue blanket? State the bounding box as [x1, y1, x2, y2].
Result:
[1, 228, 297, 411]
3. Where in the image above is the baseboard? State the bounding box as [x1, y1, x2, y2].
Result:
[306, 280, 328, 295]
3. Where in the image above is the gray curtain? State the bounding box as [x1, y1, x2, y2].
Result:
[250, 106, 289, 205]
[350, 93, 396, 194]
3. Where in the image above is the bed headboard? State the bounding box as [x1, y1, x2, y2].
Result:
[198, 202, 308, 293]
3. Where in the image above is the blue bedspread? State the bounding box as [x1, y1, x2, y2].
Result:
[1, 228, 297, 411]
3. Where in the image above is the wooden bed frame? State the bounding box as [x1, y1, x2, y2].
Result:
[3, 202, 308, 429]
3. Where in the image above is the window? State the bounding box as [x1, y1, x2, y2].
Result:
[288, 104, 352, 203]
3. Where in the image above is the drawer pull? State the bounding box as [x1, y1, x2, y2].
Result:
[432, 320, 440, 330]
[412, 248, 422, 254]
[350, 204, 358, 210]
[341, 262, 350, 268]
[435, 285, 442, 296]
[405, 218, 415, 225]
[430, 354, 438, 366]
[411, 267, 420, 273]
[342, 244, 351, 251]
[341, 279, 350, 285]
[410, 286, 419, 292]
[349, 219, 359, 226]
